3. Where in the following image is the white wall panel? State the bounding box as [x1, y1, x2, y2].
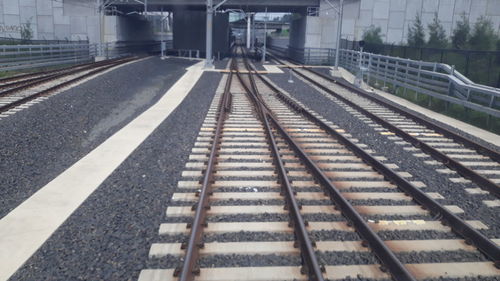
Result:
[3, 0, 19, 14]
[358, 9, 373, 27]
[37, 15, 53, 33]
[469, 0, 488, 22]
[70, 16, 86, 34]
[54, 23, 70, 39]
[36, 0, 52, 16]
[388, 11, 405, 28]
[486, 0, 500, 16]
[20, 6, 36, 24]
[422, 0, 439, 12]
[20, 0, 35, 6]
[53, 7, 69, 25]
[390, 0, 406, 11]
[438, 0, 455, 22]
[387, 28, 404, 43]
[405, 0, 422, 18]
[373, 0, 390, 19]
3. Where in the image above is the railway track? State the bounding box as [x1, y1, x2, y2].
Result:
[0, 56, 137, 116]
[138, 47, 499, 281]
[0, 59, 103, 87]
[267, 51, 500, 200]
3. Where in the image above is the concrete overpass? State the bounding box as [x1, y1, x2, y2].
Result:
[111, 0, 319, 13]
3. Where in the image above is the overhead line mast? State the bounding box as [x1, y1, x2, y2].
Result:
[206, 0, 230, 69]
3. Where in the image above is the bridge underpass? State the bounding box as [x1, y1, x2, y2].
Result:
[109, 0, 319, 13]
[105, 0, 322, 65]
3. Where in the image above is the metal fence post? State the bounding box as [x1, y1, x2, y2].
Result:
[383, 57, 388, 88]
[403, 59, 409, 96]
[465, 52, 470, 77]
[416, 62, 422, 101]
[367, 53, 372, 84]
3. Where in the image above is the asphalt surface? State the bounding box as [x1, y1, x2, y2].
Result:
[7, 60, 220, 280]
[0, 57, 195, 219]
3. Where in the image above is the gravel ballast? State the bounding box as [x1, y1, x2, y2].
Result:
[265, 70, 500, 238]
[0, 57, 197, 218]
[9, 70, 221, 281]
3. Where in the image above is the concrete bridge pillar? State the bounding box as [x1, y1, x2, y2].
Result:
[173, 10, 229, 59]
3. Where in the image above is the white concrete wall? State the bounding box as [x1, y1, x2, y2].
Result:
[318, 0, 500, 45]
[290, 14, 335, 49]
[0, 0, 100, 41]
[0, 0, 153, 43]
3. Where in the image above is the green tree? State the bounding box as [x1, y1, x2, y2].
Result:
[362, 25, 384, 53]
[451, 13, 470, 49]
[427, 13, 448, 48]
[407, 13, 425, 47]
[20, 18, 33, 41]
[362, 25, 383, 44]
[469, 16, 497, 50]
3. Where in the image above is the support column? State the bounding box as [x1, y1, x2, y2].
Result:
[205, 0, 214, 68]
[246, 13, 251, 49]
[262, 7, 268, 63]
[334, 0, 344, 70]
[251, 13, 255, 49]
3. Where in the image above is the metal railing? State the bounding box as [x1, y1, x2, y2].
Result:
[0, 37, 89, 45]
[0, 41, 167, 72]
[269, 45, 500, 118]
[172, 49, 200, 59]
[340, 49, 500, 118]
[341, 39, 500, 88]
[0, 43, 93, 71]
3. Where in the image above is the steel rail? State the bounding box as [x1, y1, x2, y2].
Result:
[0, 60, 100, 84]
[0, 57, 127, 98]
[251, 66, 500, 266]
[268, 52, 500, 163]
[0, 59, 120, 91]
[176, 58, 233, 281]
[0, 59, 102, 86]
[240, 51, 418, 281]
[0, 57, 136, 114]
[267, 53, 500, 198]
[236, 47, 326, 281]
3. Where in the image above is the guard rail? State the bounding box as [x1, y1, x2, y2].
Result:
[269, 45, 500, 118]
[0, 41, 168, 72]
